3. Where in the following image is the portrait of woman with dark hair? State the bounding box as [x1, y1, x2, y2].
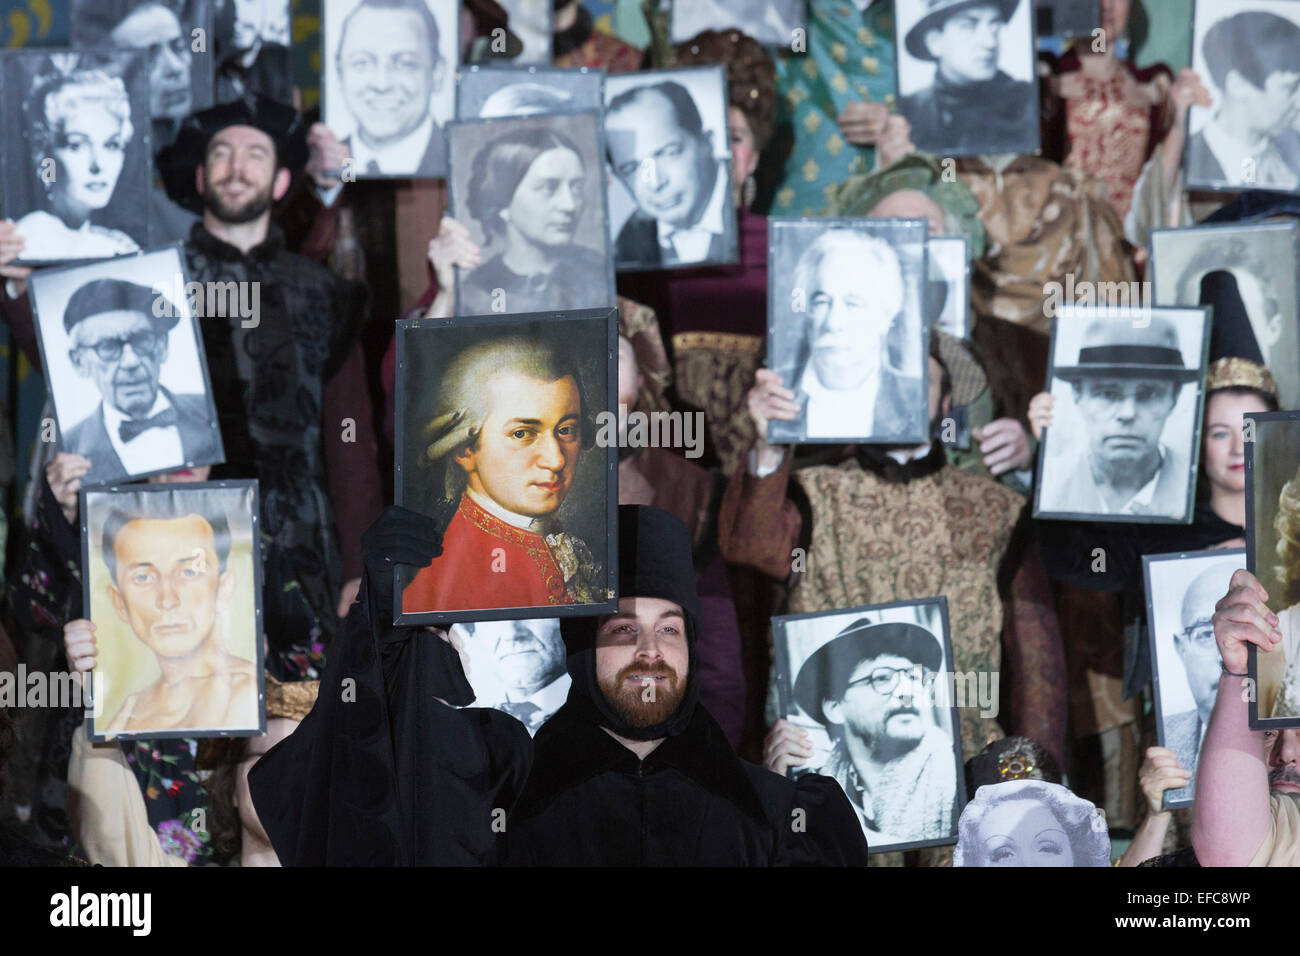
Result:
[453, 113, 614, 316]
[9, 55, 147, 262]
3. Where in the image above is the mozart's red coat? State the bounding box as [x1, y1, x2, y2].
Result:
[401, 494, 573, 613]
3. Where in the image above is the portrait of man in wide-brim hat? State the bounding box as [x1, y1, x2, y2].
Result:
[790, 617, 958, 846]
[896, 0, 1037, 156]
[1041, 313, 1203, 520]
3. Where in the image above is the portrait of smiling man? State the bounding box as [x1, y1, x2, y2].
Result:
[1038, 311, 1204, 521]
[399, 328, 608, 617]
[325, 0, 454, 178]
[49, 275, 221, 486]
[90, 489, 260, 738]
[604, 70, 735, 269]
[895, 0, 1038, 156]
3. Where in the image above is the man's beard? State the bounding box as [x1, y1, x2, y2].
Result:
[597, 660, 686, 728]
[1269, 765, 1300, 790]
[203, 175, 275, 224]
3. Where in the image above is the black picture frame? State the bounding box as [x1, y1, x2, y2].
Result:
[0, 47, 154, 266]
[320, 0, 461, 180]
[765, 216, 931, 446]
[392, 306, 619, 625]
[603, 64, 740, 273]
[1142, 547, 1243, 809]
[1183, 0, 1300, 196]
[28, 242, 227, 488]
[1245, 410, 1300, 729]
[892, 0, 1041, 158]
[1033, 304, 1211, 525]
[772, 596, 967, 856]
[1149, 220, 1300, 410]
[455, 63, 605, 119]
[81, 479, 265, 743]
[446, 109, 617, 317]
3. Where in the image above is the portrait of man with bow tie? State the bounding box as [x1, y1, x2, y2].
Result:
[31, 251, 224, 487]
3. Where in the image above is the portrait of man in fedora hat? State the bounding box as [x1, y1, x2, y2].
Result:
[29, 248, 224, 486]
[1037, 307, 1209, 521]
[894, 0, 1038, 156]
[780, 605, 962, 851]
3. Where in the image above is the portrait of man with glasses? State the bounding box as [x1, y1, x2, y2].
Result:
[33, 264, 223, 486]
[782, 610, 962, 851]
[1144, 552, 1237, 808]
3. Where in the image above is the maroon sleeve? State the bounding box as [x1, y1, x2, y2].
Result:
[694, 553, 747, 751]
[717, 450, 802, 582]
[277, 178, 341, 265]
[1, 290, 41, 373]
[322, 340, 384, 581]
[1002, 535, 1069, 770]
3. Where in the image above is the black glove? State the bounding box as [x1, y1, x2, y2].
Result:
[360, 504, 452, 625]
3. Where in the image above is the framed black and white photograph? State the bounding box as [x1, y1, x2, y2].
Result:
[604, 65, 738, 272]
[894, 0, 1040, 157]
[213, 0, 294, 105]
[447, 110, 616, 316]
[668, 0, 805, 46]
[1143, 548, 1242, 808]
[927, 233, 970, 339]
[456, 64, 604, 119]
[1034, 305, 1210, 524]
[447, 617, 569, 735]
[82, 480, 264, 742]
[953, 779, 1111, 866]
[1185, 0, 1300, 194]
[0, 49, 153, 265]
[1033, 0, 1100, 40]
[393, 307, 618, 625]
[498, 0, 551, 65]
[1151, 220, 1300, 409]
[71, 0, 216, 139]
[1245, 410, 1300, 728]
[766, 217, 930, 445]
[321, 0, 459, 179]
[772, 597, 966, 855]
[28, 244, 225, 488]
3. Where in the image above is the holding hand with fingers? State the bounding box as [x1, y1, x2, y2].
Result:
[1116, 745, 1193, 865]
[1027, 391, 1054, 443]
[973, 417, 1033, 477]
[423, 216, 482, 320]
[763, 718, 814, 776]
[746, 368, 799, 475]
[1213, 568, 1283, 678]
[65, 618, 98, 675]
[46, 453, 93, 525]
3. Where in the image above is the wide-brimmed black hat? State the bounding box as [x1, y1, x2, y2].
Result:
[793, 619, 942, 726]
[62, 279, 179, 335]
[1055, 314, 1200, 385]
[156, 93, 310, 214]
[905, 0, 1021, 61]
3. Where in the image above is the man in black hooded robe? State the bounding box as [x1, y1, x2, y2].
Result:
[504, 504, 870, 866]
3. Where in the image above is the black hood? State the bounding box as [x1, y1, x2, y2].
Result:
[560, 505, 701, 741]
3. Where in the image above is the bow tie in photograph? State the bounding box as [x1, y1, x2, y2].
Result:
[119, 408, 178, 442]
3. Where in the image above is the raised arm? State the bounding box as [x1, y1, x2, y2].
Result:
[1192, 569, 1281, 866]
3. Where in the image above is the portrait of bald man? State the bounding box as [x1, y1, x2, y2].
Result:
[322, 0, 459, 178]
[1146, 552, 1239, 808]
